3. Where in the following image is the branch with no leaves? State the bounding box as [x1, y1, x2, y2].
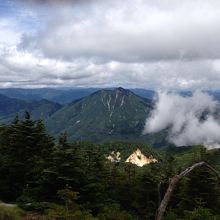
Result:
[155, 161, 220, 220]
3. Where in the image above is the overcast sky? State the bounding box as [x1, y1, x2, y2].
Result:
[1, 0, 220, 89]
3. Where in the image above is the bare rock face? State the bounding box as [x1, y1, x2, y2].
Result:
[106, 151, 121, 162]
[125, 148, 157, 167]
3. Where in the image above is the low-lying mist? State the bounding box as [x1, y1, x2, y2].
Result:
[144, 91, 220, 148]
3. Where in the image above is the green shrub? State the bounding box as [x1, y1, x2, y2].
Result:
[47, 204, 99, 220]
[17, 195, 52, 211]
[0, 204, 24, 220]
[165, 211, 179, 220]
[97, 204, 135, 220]
[165, 207, 220, 220]
[183, 207, 220, 220]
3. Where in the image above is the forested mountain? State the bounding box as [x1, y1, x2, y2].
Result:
[46, 87, 165, 144]
[0, 94, 28, 116]
[0, 94, 62, 123]
[6, 87, 220, 146]
[0, 88, 166, 145]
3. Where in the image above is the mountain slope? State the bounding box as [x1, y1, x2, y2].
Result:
[0, 94, 62, 123]
[46, 87, 156, 142]
[0, 94, 28, 116]
[130, 88, 155, 100]
[0, 88, 99, 104]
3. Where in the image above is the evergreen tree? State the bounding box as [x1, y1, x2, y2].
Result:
[0, 112, 54, 201]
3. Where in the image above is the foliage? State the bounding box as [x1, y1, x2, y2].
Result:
[183, 207, 220, 220]
[47, 204, 99, 220]
[0, 204, 24, 220]
[0, 112, 220, 219]
[0, 112, 54, 201]
[97, 204, 135, 220]
[0, 94, 61, 124]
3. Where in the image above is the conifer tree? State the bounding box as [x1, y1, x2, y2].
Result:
[0, 112, 54, 201]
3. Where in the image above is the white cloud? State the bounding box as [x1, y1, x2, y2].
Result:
[1, 46, 220, 89]
[144, 91, 220, 148]
[0, 19, 22, 46]
[2, 0, 220, 88]
[26, 0, 220, 62]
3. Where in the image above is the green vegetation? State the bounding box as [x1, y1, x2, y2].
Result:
[0, 112, 220, 219]
[0, 204, 24, 220]
[0, 94, 61, 124]
[46, 87, 163, 144]
[0, 88, 167, 146]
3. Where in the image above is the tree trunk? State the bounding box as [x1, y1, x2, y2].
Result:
[155, 161, 220, 220]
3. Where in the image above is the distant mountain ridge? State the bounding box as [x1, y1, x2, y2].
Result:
[0, 87, 166, 146]
[2, 87, 220, 105]
[0, 94, 62, 123]
[0, 87, 155, 104]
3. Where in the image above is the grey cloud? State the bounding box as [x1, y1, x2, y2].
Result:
[2, 46, 220, 89]
[20, 0, 220, 62]
[3, 0, 220, 89]
[14, 0, 92, 6]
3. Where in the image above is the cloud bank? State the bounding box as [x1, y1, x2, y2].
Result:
[2, 0, 220, 88]
[144, 91, 220, 148]
[28, 0, 220, 62]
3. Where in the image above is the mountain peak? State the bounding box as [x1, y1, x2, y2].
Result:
[47, 86, 153, 142]
[115, 87, 131, 95]
[92, 87, 132, 97]
[116, 87, 126, 91]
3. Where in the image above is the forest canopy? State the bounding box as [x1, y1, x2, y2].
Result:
[0, 112, 220, 219]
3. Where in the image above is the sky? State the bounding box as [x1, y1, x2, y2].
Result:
[1, 0, 220, 89]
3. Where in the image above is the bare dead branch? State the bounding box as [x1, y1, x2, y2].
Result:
[155, 161, 220, 220]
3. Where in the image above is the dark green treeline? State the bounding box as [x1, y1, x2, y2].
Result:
[0, 112, 220, 220]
